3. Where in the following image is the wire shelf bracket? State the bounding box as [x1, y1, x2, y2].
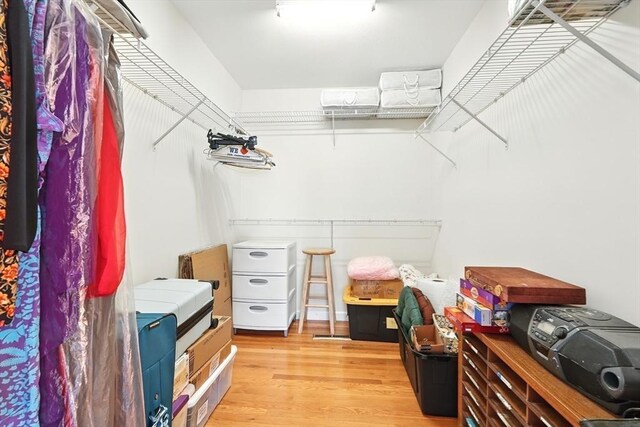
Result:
[451, 98, 508, 149]
[415, 133, 457, 168]
[415, 0, 636, 144]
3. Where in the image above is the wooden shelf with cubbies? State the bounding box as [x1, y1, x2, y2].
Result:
[458, 333, 618, 427]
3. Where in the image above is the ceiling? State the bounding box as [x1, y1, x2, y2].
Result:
[170, 0, 484, 90]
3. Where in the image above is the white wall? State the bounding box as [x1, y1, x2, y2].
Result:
[233, 89, 443, 320]
[121, 0, 242, 284]
[430, 0, 640, 325]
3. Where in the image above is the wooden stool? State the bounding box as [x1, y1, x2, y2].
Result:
[298, 248, 336, 335]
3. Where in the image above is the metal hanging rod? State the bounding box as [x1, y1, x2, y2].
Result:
[229, 218, 442, 248]
[229, 219, 442, 226]
[416, 0, 635, 142]
[84, 0, 247, 148]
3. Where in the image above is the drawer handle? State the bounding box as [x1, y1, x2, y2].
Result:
[249, 279, 269, 285]
[249, 306, 268, 313]
[249, 251, 268, 258]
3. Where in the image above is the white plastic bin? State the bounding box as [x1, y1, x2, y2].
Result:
[186, 345, 237, 427]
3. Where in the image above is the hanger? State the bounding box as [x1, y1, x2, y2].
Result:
[205, 130, 275, 170]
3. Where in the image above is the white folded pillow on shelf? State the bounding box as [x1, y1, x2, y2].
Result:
[320, 87, 380, 109]
[379, 69, 442, 91]
[380, 87, 441, 109]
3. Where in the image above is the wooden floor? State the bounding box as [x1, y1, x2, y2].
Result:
[206, 320, 457, 426]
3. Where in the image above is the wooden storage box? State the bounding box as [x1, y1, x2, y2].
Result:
[464, 267, 586, 304]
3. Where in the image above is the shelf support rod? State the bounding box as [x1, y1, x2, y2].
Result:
[451, 98, 508, 149]
[415, 134, 457, 168]
[152, 98, 206, 149]
[534, 1, 640, 83]
[331, 111, 336, 147]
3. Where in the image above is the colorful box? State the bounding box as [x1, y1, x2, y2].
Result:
[460, 279, 514, 311]
[444, 306, 510, 334]
[456, 292, 511, 328]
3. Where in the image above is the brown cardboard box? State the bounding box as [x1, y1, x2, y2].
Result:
[189, 340, 232, 391]
[349, 278, 404, 299]
[185, 316, 233, 375]
[410, 324, 444, 353]
[179, 244, 232, 316]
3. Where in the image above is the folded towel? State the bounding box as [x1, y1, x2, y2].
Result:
[380, 87, 441, 109]
[379, 69, 442, 91]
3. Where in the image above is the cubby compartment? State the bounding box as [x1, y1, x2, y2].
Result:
[462, 394, 485, 427]
[463, 350, 488, 379]
[463, 365, 487, 396]
[487, 380, 526, 426]
[488, 397, 524, 427]
[488, 361, 527, 402]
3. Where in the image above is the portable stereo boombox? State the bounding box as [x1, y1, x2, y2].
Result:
[510, 305, 640, 417]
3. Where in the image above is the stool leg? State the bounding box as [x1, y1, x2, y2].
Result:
[325, 255, 335, 336]
[298, 254, 312, 334]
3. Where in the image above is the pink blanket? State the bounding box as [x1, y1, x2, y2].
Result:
[347, 256, 400, 280]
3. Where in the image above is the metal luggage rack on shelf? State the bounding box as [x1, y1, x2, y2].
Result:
[415, 0, 637, 167]
[84, 0, 247, 149]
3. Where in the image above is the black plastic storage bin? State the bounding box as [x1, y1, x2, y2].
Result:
[344, 286, 399, 343]
[392, 309, 458, 417]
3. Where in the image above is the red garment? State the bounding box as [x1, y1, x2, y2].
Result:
[89, 95, 125, 297]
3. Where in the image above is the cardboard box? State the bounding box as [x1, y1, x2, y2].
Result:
[173, 353, 190, 400]
[456, 292, 510, 328]
[410, 324, 444, 353]
[179, 244, 232, 316]
[185, 316, 233, 375]
[189, 340, 232, 391]
[460, 279, 514, 311]
[349, 278, 404, 299]
[444, 306, 509, 334]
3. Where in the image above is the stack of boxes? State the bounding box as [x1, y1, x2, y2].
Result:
[445, 278, 514, 334]
[173, 244, 236, 427]
[444, 266, 587, 334]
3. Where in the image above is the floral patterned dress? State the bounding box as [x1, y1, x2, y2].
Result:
[0, 0, 18, 328]
[0, 0, 63, 425]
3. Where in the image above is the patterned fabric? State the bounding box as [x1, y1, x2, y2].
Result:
[0, 0, 18, 328]
[0, 0, 62, 424]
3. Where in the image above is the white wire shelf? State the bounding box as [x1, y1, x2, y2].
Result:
[85, 1, 247, 148]
[233, 107, 436, 128]
[416, 0, 634, 141]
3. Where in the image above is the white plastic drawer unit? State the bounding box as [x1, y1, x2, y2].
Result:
[232, 299, 294, 329]
[232, 268, 294, 301]
[232, 240, 296, 274]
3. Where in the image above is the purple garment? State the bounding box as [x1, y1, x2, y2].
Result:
[39, 0, 97, 425]
[0, 0, 63, 426]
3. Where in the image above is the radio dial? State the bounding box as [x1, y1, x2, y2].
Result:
[554, 327, 568, 339]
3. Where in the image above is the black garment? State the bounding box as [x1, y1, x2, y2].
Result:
[4, 0, 38, 251]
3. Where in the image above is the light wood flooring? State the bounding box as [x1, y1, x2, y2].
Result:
[206, 320, 457, 426]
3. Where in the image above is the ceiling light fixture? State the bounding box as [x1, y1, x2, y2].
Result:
[276, 0, 376, 20]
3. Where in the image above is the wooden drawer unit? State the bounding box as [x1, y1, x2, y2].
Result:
[458, 333, 618, 427]
[232, 241, 297, 336]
